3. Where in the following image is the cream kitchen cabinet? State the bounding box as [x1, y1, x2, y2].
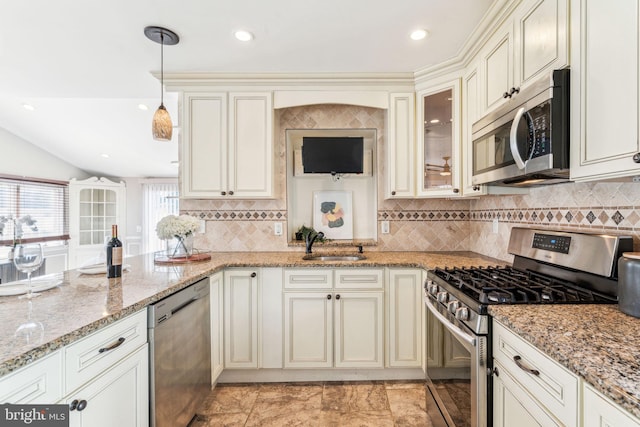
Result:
[181, 91, 273, 198]
[569, 0, 640, 181]
[493, 320, 579, 427]
[210, 271, 224, 383]
[461, 64, 486, 196]
[387, 93, 416, 198]
[416, 78, 463, 197]
[583, 383, 640, 427]
[224, 268, 259, 368]
[0, 350, 62, 404]
[283, 268, 384, 369]
[65, 345, 148, 427]
[479, 0, 568, 116]
[387, 269, 422, 367]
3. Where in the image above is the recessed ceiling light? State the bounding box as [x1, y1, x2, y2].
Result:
[22, 103, 35, 111]
[234, 30, 254, 42]
[430, 119, 440, 124]
[138, 104, 149, 111]
[101, 153, 110, 158]
[410, 29, 429, 41]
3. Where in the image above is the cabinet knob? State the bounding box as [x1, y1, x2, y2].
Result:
[503, 91, 510, 99]
[391, 191, 396, 196]
[473, 186, 480, 191]
[336, 294, 341, 300]
[69, 400, 79, 411]
[250, 272, 257, 278]
[221, 191, 226, 196]
[510, 86, 520, 96]
[228, 190, 234, 195]
[453, 188, 460, 194]
[77, 400, 88, 411]
[327, 294, 332, 300]
[633, 153, 640, 163]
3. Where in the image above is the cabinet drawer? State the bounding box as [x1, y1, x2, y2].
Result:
[0, 351, 63, 404]
[284, 269, 333, 289]
[493, 320, 578, 427]
[64, 310, 147, 394]
[335, 269, 383, 289]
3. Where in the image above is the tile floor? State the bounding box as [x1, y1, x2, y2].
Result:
[192, 381, 434, 426]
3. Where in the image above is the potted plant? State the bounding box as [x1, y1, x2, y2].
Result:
[295, 225, 326, 243]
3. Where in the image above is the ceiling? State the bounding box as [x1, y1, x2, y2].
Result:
[0, 0, 494, 178]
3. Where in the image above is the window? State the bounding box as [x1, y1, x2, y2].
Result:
[142, 181, 179, 254]
[0, 176, 69, 245]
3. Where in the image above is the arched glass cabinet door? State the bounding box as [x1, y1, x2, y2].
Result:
[69, 177, 126, 268]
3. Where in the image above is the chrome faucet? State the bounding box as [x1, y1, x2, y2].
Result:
[305, 231, 325, 254]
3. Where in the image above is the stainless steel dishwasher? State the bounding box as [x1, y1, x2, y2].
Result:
[148, 277, 211, 427]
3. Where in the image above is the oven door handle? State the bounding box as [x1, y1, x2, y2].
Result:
[509, 107, 527, 170]
[424, 294, 476, 347]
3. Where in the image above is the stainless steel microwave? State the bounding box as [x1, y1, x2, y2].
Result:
[471, 69, 570, 187]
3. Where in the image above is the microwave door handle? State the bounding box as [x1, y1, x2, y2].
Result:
[509, 107, 527, 170]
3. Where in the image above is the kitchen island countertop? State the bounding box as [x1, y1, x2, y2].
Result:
[0, 250, 500, 377]
[490, 304, 640, 420]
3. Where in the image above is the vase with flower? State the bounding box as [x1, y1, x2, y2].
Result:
[156, 214, 201, 259]
[0, 215, 39, 260]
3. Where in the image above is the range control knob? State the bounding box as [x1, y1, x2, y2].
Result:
[437, 291, 449, 304]
[427, 281, 439, 295]
[447, 300, 460, 314]
[455, 306, 470, 321]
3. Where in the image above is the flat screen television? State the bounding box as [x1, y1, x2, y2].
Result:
[301, 136, 364, 174]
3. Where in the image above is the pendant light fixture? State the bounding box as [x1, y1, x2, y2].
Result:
[144, 26, 180, 141]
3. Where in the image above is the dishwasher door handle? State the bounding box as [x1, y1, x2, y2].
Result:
[170, 297, 199, 316]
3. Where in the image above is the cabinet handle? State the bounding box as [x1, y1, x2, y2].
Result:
[327, 294, 332, 300]
[391, 191, 396, 196]
[98, 337, 125, 353]
[69, 399, 79, 411]
[633, 153, 640, 163]
[77, 400, 88, 411]
[336, 294, 341, 300]
[513, 355, 540, 376]
[221, 191, 226, 196]
[250, 272, 257, 278]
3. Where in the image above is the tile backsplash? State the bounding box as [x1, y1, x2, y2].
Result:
[182, 104, 640, 257]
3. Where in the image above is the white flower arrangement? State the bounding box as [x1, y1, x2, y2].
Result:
[156, 215, 201, 240]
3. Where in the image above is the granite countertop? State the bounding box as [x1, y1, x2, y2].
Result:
[0, 250, 500, 377]
[490, 305, 640, 419]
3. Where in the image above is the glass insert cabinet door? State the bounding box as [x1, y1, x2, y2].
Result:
[69, 177, 126, 269]
[416, 79, 461, 197]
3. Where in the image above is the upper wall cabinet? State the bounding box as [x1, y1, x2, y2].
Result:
[461, 64, 486, 196]
[480, 0, 568, 116]
[570, 0, 640, 181]
[416, 79, 462, 197]
[181, 92, 273, 199]
[387, 93, 416, 198]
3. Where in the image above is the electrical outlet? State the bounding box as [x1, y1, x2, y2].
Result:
[274, 222, 283, 236]
[492, 218, 499, 234]
[381, 220, 390, 234]
[198, 220, 206, 234]
[136, 225, 142, 233]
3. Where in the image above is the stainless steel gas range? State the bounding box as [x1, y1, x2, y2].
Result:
[424, 227, 633, 427]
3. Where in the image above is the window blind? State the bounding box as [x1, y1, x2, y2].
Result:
[142, 182, 179, 254]
[0, 176, 69, 245]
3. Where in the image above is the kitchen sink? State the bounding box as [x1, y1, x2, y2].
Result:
[302, 254, 366, 261]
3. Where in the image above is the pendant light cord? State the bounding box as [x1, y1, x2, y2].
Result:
[160, 32, 164, 108]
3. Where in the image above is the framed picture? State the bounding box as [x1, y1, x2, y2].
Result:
[313, 191, 353, 240]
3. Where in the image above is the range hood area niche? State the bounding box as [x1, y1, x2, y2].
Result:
[286, 128, 377, 244]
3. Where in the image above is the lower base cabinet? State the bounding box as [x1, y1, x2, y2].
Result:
[66, 345, 148, 427]
[210, 272, 224, 383]
[583, 383, 640, 427]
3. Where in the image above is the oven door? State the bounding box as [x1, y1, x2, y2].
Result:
[424, 293, 489, 427]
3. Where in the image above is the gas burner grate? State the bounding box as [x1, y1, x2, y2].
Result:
[433, 266, 615, 305]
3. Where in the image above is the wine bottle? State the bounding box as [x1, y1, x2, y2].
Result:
[106, 225, 123, 278]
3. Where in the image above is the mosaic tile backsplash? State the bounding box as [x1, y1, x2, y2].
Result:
[181, 105, 640, 257]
